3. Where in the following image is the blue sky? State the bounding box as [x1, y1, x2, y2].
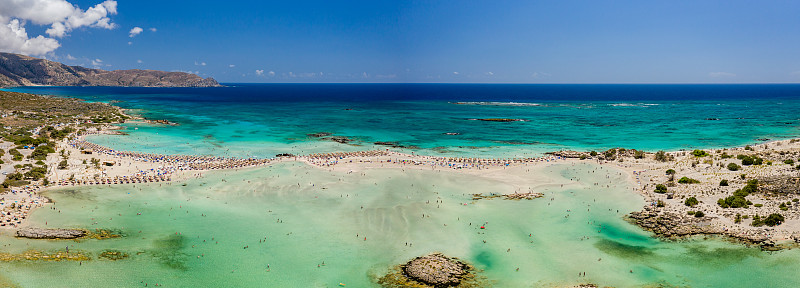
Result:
[4, 0, 800, 83]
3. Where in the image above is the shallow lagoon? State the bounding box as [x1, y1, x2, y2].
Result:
[2, 162, 799, 287]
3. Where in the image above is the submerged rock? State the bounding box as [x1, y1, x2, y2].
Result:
[469, 118, 527, 122]
[307, 132, 333, 138]
[16, 227, 86, 239]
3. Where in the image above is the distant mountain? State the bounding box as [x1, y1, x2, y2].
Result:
[0, 52, 221, 88]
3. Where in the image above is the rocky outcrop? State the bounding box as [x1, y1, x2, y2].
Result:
[628, 208, 772, 245]
[0, 52, 221, 88]
[547, 150, 588, 158]
[472, 192, 543, 200]
[757, 176, 800, 195]
[401, 253, 470, 287]
[16, 227, 86, 239]
[628, 208, 723, 238]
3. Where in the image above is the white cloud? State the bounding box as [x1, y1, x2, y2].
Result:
[452, 71, 459, 75]
[255, 70, 264, 76]
[228, 64, 235, 68]
[149, 27, 156, 32]
[0, 19, 61, 55]
[709, 72, 736, 78]
[127, 41, 132, 45]
[136, 59, 142, 63]
[486, 72, 494, 76]
[171, 70, 198, 75]
[91, 58, 102, 67]
[268, 71, 275, 76]
[530, 72, 551, 79]
[66, 54, 76, 60]
[0, 0, 118, 56]
[194, 61, 206, 66]
[128, 26, 142, 37]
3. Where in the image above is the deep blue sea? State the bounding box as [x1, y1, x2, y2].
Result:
[5, 84, 800, 158]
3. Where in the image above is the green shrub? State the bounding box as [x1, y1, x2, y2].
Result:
[30, 145, 55, 160]
[764, 213, 785, 226]
[685, 197, 699, 207]
[692, 150, 709, 157]
[754, 203, 763, 207]
[656, 200, 665, 207]
[6, 173, 23, 180]
[727, 163, 740, 171]
[655, 151, 668, 162]
[720, 153, 732, 159]
[785, 159, 795, 165]
[665, 169, 676, 175]
[694, 211, 705, 217]
[752, 215, 764, 227]
[719, 179, 729, 186]
[678, 177, 700, 184]
[745, 145, 753, 151]
[654, 184, 668, 194]
[687, 211, 696, 215]
[718, 195, 749, 208]
[590, 151, 597, 156]
[735, 213, 742, 223]
[779, 203, 788, 211]
[739, 155, 764, 166]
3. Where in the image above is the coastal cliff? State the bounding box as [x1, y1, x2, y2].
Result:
[0, 52, 220, 88]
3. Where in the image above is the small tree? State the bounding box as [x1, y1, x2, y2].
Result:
[654, 184, 668, 194]
[665, 169, 676, 175]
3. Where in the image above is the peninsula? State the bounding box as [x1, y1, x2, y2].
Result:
[0, 53, 220, 88]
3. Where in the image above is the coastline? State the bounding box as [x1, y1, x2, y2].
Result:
[6, 117, 798, 250]
[1, 93, 799, 287]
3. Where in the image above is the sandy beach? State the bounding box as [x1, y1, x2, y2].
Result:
[3, 119, 798, 251]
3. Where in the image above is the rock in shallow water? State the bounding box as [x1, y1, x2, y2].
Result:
[16, 227, 86, 239]
[401, 253, 469, 287]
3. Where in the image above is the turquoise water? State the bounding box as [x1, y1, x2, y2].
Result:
[2, 84, 800, 287]
[1, 163, 800, 287]
[5, 84, 800, 158]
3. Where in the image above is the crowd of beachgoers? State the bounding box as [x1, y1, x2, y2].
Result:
[305, 150, 570, 169]
[5, 120, 800, 251]
[0, 186, 47, 228]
